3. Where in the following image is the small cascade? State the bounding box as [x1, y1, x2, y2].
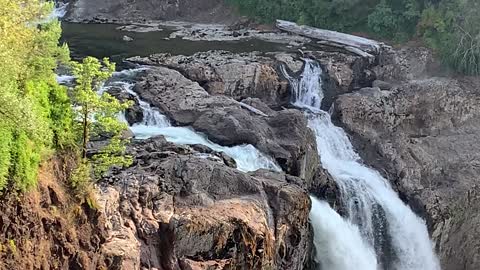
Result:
[52, 2, 68, 18]
[283, 60, 440, 270]
[107, 68, 281, 173]
[56, 74, 75, 84]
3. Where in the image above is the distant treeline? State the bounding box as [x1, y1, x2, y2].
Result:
[226, 0, 480, 75]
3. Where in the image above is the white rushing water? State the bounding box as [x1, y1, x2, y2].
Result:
[108, 69, 280, 173]
[52, 2, 68, 19]
[310, 197, 378, 270]
[284, 60, 440, 270]
[56, 74, 75, 84]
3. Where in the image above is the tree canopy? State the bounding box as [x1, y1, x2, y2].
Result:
[227, 0, 480, 74]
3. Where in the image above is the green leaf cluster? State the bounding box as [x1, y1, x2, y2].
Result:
[70, 57, 132, 181]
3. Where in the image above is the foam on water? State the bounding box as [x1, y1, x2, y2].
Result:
[109, 68, 280, 173]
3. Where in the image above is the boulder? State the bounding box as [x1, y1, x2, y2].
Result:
[122, 35, 134, 42]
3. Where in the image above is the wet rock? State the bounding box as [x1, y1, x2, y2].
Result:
[310, 50, 376, 94]
[272, 52, 304, 73]
[132, 66, 319, 184]
[122, 35, 134, 42]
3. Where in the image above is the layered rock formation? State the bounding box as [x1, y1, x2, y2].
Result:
[129, 51, 291, 108]
[98, 136, 314, 270]
[334, 48, 480, 270]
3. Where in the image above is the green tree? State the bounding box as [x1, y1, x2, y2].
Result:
[419, 0, 480, 74]
[70, 57, 132, 180]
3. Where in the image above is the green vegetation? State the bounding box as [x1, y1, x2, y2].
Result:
[70, 57, 132, 194]
[226, 0, 480, 75]
[0, 0, 71, 191]
[0, 0, 131, 194]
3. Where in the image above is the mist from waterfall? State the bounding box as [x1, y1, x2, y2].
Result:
[282, 59, 440, 270]
[109, 68, 281, 173]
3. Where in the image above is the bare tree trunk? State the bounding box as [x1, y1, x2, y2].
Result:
[276, 20, 388, 59]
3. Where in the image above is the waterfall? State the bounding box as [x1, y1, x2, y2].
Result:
[310, 197, 378, 270]
[283, 60, 440, 270]
[108, 68, 281, 173]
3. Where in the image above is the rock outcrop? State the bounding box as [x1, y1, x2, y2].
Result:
[106, 85, 144, 125]
[335, 62, 480, 269]
[129, 51, 291, 108]
[129, 65, 319, 186]
[98, 136, 314, 270]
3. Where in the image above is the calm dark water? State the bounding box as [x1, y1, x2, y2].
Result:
[61, 23, 288, 62]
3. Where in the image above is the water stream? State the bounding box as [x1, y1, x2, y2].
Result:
[282, 59, 440, 270]
[108, 69, 281, 173]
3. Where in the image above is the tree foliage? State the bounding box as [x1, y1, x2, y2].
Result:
[0, 1, 132, 193]
[70, 57, 132, 180]
[0, 0, 72, 191]
[227, 0, 480, 74]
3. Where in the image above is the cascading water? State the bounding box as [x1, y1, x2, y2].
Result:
[310, 197, 378, 270]
[51, 2, 68, 19]
[107, 68, 281, 173]
[282, 59, 440, 270]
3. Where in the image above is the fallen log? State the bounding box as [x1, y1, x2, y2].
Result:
[276, 20, 384, 58]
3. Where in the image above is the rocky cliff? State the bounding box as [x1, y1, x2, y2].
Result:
[334, 47, 480, 270]
[63, 0, 238, 24]
[0, 156, 110, 269]
[98, 136, 314, 269]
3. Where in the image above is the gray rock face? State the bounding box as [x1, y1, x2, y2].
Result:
[106, 86, 143, 125]
[98, 136, 314, 270]
[132, 65, 319, 186]
[311, 50, 375, 94]
[63, 0, 238, 24]
[374, 46, 436, 82]
[335, 76, 480, 270]
[129, 51, 291, 108]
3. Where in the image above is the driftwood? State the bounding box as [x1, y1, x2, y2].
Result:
[276, 20, 385, 59]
